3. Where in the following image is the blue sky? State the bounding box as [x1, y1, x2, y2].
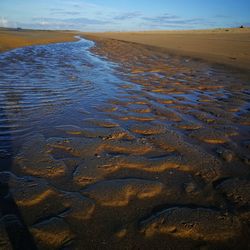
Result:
[0, 0, 250, 31]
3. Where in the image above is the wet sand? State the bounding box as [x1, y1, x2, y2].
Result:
[0, 33, 250, 249]
[0, 28, 77, 52]
[84, 28, 250, 71]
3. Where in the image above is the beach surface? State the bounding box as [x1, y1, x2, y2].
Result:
[0, 30, 250, 249]
[84, 28, 250, 70]
[0, 28, 77, 52]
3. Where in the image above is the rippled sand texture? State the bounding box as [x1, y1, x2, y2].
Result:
[0, 38, 250, 249]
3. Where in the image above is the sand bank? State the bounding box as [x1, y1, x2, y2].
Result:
[0, 28, 77, 53]
[83, 28, 250, 70]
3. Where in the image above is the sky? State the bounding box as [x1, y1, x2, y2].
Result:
[0, 0, 250, 31]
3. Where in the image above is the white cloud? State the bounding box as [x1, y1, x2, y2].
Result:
[0, 17, 9, 27]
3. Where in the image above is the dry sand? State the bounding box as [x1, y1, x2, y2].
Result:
[83, 28, 250, 71]
[0, 28, 77, 52]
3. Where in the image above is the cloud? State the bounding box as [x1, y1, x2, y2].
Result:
[66, 17, 110, 25]
[140, 13, 216, 29]
[113, 12, 142, 21]
[0, 17, 9, 27]
[143, 13, 179, 23]
[213, 14, 231, 18]
[49, 8, 64, 11]
[60, 0, 107, 11]
[31, 16, 112, 30]
[50, 10, 82, 16]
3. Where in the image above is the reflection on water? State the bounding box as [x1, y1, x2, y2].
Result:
[0, 38, 122, 155]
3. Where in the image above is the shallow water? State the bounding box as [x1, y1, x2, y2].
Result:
[0, 38, 122, 155]
[0, 37, 250, 249]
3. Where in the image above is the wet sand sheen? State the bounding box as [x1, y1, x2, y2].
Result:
[0, 36, 250, 249]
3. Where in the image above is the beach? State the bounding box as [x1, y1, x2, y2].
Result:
[0, 29, 250, 249]
[1, 27, 250, 71]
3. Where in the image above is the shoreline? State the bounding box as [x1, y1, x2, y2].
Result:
[83, 28, 250, 71]
[1, 27, 249, 71]
[0, 28, 78, 53]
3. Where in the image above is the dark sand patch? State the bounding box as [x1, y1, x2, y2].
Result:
[140, 207, 242, 241]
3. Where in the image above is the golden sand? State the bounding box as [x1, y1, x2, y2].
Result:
[0, 28, 77, 52]
[83, 28, 250, 70]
